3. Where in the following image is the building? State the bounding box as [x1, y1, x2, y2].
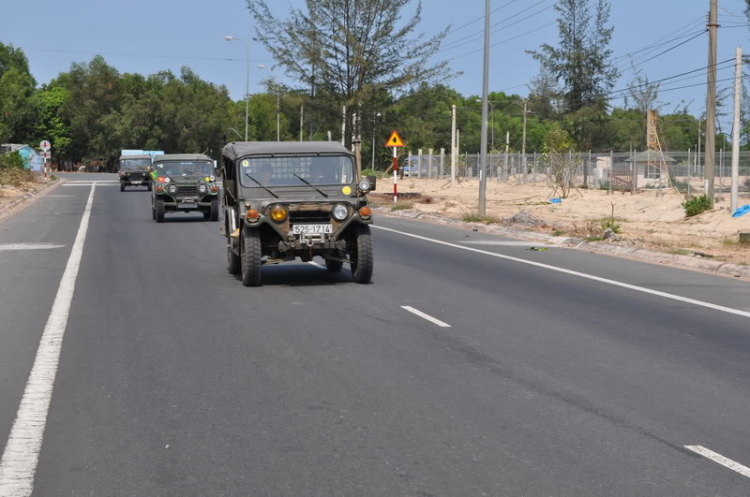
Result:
[0, 144, 44, 171]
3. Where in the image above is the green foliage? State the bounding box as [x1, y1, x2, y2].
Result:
[0, 151, 24, 169]
[463, 213, 500, 224]
[682, 195, 712, 218]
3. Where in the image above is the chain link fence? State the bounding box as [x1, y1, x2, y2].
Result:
[401, 150, 750, 195]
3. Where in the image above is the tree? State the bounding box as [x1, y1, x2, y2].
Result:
[0, 43, 37, 143]
[247, 0, 452, 146]
[625, 68, 661, 116]
[529, 0, 619, 150]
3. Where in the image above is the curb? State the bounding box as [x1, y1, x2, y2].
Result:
[374, 207, 750, 280]
[0, 180, 60, 217]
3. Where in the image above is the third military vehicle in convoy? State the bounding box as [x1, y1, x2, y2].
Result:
[119, 154, 152, 191]
[220, 142, 375, 286]
[151, 153, 220, 223]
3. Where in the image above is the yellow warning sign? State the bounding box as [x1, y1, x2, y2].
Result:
[385, 130, 405, 148]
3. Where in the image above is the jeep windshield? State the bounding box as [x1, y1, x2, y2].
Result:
[156, 161, 214, 177]
[120, 159, 151, 171]
[239, 155, 354, 188]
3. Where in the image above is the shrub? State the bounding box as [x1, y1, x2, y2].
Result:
[682, 195, 712, 217]
[462, 213, 500, 224]
[0, 151, 24, 169]
[0, 168, 37, 188]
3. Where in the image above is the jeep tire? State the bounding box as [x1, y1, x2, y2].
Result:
[350, 224, 373, 284]
[155, 198, 165, 223]
[241, 229, 262, 287]
[209, 198, 220, 222]
[227, 244, 241, 275]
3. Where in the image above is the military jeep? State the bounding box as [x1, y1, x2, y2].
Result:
[151, 154, 220, 223]
[220, 142, 375, 287]
[119, 154, 152, 191]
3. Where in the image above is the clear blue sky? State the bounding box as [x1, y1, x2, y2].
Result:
[1, 0, 747, 131]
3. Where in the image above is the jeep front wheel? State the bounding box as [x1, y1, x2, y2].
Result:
[349, 225, 373, 284]
[209, 198, 219, 222]
[241, 229, 262, 287]
[227, 244, 241, 275]
[155, 198, 165, 223]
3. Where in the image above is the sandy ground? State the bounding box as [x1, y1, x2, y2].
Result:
[0, 178, 50, 218]
[374, 177, 750, 265]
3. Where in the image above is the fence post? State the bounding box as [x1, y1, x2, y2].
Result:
[632, 149, 637, 194]
[428, 148, 433, 178]
[407, 150, 412, 179]
[440, 148, 445, 178]
[609, 151, 613, 195]
[418, 148, 423, 179]
[533, 151, 537, 183]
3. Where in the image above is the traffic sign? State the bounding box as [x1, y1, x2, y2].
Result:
[41, 151, 52, 159]
[385, 130, 405, 148]
[39, 140, 51, 152]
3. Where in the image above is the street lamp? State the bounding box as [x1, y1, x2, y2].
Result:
[225, 35, 250, 141]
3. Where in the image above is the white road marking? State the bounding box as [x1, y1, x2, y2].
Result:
[401, 306, 452, 328]
[0, 184, 96, 496]
[685, 445, 750, 479]
[0, 243, 65, 251]
[373, 225, 750, 320]
[308, 261, 326, 269]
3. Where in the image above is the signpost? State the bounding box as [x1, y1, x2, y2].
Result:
[385, 130, 405, 203]
[39, 140, 51, 181]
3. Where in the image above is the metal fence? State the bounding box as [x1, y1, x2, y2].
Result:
[401, 149, 750, 194]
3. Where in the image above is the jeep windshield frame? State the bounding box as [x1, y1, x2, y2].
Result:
[238, 153, 355, 189]
[120, 158, 151, 171]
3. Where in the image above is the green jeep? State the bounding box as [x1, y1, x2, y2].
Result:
[151, 154, 220, 223]
[220, 142, 375, 287]
[119, 154, 152, 191]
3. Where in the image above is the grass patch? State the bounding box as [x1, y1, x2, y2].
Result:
[585, 236, 602, 242]
[552, 229, 567, 237]
[463, 213, 501, 224]
[391, 202, 414, 211]
[682, 195, 711, 217]
[722, 238, 750, 249]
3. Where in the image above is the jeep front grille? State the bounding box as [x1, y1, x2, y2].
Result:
[176, 185, 199, 197]
[129, 172, 145, 181]
[289, 211, 331, 224]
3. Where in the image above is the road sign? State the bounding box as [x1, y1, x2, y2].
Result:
[385, 130, 405, 148]
[39, 140, 51, 152]
[41, 151, 52, 159]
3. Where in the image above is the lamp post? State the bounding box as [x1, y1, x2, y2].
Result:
[225, 35, 250, 141]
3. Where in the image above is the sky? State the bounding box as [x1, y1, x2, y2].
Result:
[1, 0, 748, 132]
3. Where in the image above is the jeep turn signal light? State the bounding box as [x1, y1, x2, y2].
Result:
[156, 185, 164, 193]
[246, 209, 260, 222]
[359, 206, 372, 219]
[211, 186, 219, 193]
[270, 205, 287, 222]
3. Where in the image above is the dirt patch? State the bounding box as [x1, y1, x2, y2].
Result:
[374, 177, 750, 265]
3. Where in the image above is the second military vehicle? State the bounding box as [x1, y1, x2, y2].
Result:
[119, 154, 152, 191]
[220, 142, 375, 287]
[151, 154, 220, 223]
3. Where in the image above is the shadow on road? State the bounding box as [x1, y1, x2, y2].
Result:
[236, 264, 360, 287]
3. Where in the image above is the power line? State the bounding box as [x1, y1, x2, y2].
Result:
[612, 15, 704, 62]
[608, 59, 734, 97]
[447, 21, 557, 62]
[438, 0, 553, 52]
[443, 0, 522, 38]
[619, 30, 706, 74]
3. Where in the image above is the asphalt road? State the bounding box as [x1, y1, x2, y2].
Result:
[1, 173, 750, 495]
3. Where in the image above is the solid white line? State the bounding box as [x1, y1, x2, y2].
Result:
[685, 445, 750, 479]
[0, 243, 65, 251]
[401, 306, 452, 328]
[373, 225, 750, 320]
[0, 184, 96, 496]
[307, 261, 326, 269]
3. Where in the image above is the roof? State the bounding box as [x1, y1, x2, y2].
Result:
[625, 150, 677, 163]
[222, 141, 353, 160]
[119, 154, 152, 161]
[153, 154, 213, 162]
[1, 144, 32, 153]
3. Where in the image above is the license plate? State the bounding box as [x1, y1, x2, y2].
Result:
[131, 180, 141, 184]
[292, 224, 332, 234]
[178, 203, 198, 209]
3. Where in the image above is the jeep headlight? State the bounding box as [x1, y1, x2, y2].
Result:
[332, 204, 349, 221]
[198, 184, 208, 194]
[358, 179, 372, 193]
[167, 184, 178, 194]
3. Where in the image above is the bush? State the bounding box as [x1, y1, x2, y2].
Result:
[463, 213, 500, 224]
[0, 151, 24, 169]
[0, 168, 37, 188]
[682, 195, 712, 217]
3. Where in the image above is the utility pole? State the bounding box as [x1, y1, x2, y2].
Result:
[276, 94, 281, 142]
[705, 0, 719, 205]
[300, 105, 304, 142]
[521, 99, 528, 183]
[451, 104, 457, 186]
[341, 105, 346, 146]
[731, 46, 742, 213]
[478, 0, 490, 216]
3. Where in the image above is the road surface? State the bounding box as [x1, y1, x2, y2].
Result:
[1, 173, 749, 495]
